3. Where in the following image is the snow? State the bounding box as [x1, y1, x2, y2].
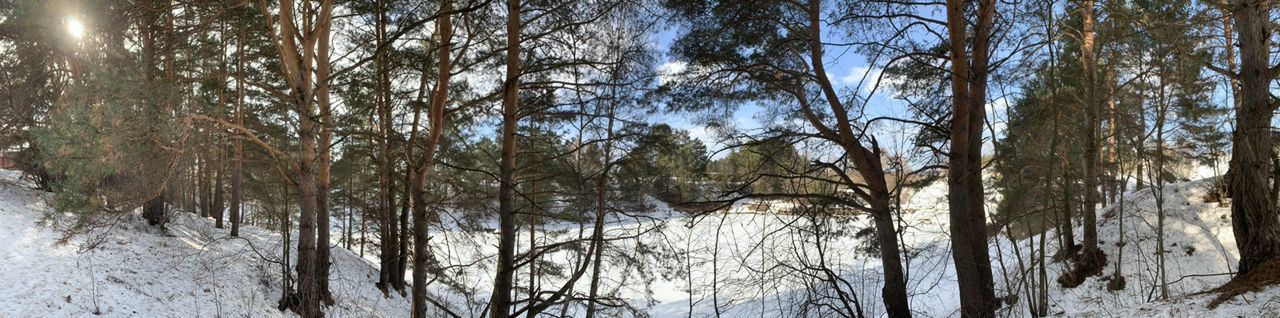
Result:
[0, 169, 410, 317]
[3, 166, 1280, 317]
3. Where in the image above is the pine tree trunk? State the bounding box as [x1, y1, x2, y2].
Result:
[230, 31, 244, 237]
[396, 171, 410, 293]
[945, 0, 998, 316]
[295, 117, 321, 318]
[1154, 80, 1169, 299]
[214, 156, 225, 229]
[1228, 0, 1280, 276]
[870, 192, 910, 318]
[143, 191, 167, 227]
[800, 1, 913, 314]
[584, 162, 610, 318]
[410, 0, 454, 314]
[1060, 151, 1076, 257]
[373, 0, 400, 294]
[409, 177, 432, 317]
[199, 157, 210, 218]
[264, 1, 334, 316]
[315, 4, 336, 303]
[491, 1, 521, 315]
[586, 67, 620, 318]
[1106, 88, 1118, 205]
[189, 162, 198, 213]
[1076, 0, 1106, 275]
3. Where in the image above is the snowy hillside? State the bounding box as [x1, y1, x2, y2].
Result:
[0, 170, 411, 317]
[3, 165, 1279, 317]
[1026, 179, 1280, 317]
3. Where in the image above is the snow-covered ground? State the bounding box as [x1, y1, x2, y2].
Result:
[1039, 179, 1280, 317]
[0, 169, 410, 317]
[2, 165, 1278, 317]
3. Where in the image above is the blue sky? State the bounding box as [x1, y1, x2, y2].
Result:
[644, 23, 1002, 159]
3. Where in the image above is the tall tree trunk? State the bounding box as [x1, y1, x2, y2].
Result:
[214, 157, 225, 228]
[1228, 0, 1280, 276]
[1076, 0, 1106, 276]
[188, 164, 197, 213]
[281, 186, 294, 306]
[260, 1, 335, 316]
[315, 2, 336, 303]
[373, 0, 400, 294]
[584, 150, 611, 318]
[410, 0, 454, 315]
[1108, 142, 1129, 292]
[585, 51, 622, 318]
[397, 173, 410, 293]
[295, 96, 321, 318]
[230, 30, 244, 237]
[1154, 78, 1169, 300]
[869, 190, 910, 317]
[1106, 86, 1118, 205]
[944, 0, 998, 316]
[491, 0, 521, 316]
[138, 0, 169, 228]
[199, 156, 210, 218]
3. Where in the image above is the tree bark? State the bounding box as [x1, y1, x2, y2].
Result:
[373, 0, 401, 295]
[230, 30, 244, 237]
[1076, 0, 1106, 276]
[585, 47, 622, 318]
[944, 0, 998, 316]
[1228, 0, 1280, 276]
[491, 0, 520, 316]
[1154, 77, 1170, 300]
[214, 154, 226, 228]
[410, 0, 454, 315]
[802, 1, 911, 315]
[199, 156, 210, 218]
[260, 1, 334, 316]
[143, 192, 167, 227]
[397, 173, 410, 292]
[315, 0, 336, 303]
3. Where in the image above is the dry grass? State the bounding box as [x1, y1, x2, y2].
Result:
[1207, 259, 1280, 309]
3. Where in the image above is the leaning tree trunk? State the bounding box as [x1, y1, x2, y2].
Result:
[802, 1, 913, 315]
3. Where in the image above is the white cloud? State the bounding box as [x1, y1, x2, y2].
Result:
[839, 66, 896, 95]
[657, 60, 688, 85]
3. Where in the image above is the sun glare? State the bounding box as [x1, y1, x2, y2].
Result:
[67, 17, 84, 40]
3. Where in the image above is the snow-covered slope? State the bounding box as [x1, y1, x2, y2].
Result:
[639, 176, 1278, 317]
[1029, 179, 1280, 317]
[3, 165, 1278, 317]
[0, 170, 410, 317]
